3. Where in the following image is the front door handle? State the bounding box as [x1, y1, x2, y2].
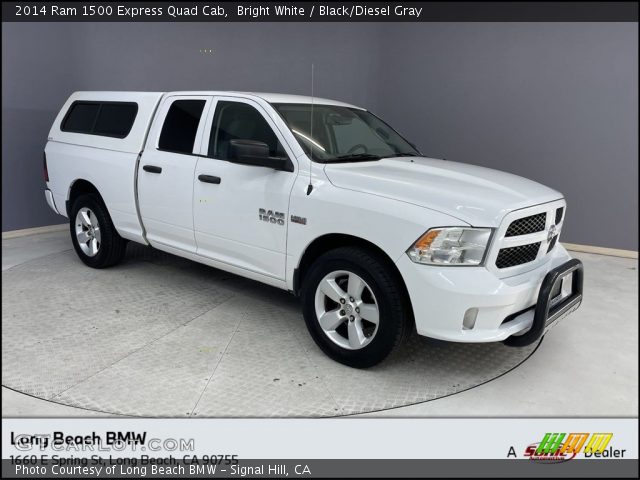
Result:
[143, 165, 162, 174]
[198, 174, 221, 184]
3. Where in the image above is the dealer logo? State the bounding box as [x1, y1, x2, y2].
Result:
[524, 432, 622, 463]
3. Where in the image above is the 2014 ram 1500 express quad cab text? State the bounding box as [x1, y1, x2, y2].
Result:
[44, 91, 583, 367]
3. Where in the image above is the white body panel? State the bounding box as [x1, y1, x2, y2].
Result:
[283, 170, 461, 286]
[45, 142, 144, 242]
[44, 90, 579, 344]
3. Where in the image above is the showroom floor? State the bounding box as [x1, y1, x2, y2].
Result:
[2, 230, 638, 417]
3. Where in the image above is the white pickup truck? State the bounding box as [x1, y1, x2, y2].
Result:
[44, 91, 583, 367]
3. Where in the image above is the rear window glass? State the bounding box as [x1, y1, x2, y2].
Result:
[61, 101, 138, 138]
[158, 100, 206, 154]
[93, 103, 138, 137]
[62, 103, 100, 133]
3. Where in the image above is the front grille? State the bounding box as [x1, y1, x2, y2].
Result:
[496, 242, 541, 268]
[494, 202, 565, 271]
[505, 213, 546, 237]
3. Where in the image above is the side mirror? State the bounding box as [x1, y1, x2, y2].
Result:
[229, 139, 293, 172]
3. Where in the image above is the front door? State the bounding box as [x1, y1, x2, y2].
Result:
[193, 97, 297, 280]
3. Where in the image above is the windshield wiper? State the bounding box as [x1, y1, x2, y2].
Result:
[329, 153, 382, 162]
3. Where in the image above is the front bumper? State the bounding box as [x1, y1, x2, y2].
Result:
[396, 244, 582, 343]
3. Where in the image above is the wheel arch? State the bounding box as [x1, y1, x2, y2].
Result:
[293, 233, 414, 324]
[66, 179, 106, 217]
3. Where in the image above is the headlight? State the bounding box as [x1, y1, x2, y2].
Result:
[407, 227, 492, 266]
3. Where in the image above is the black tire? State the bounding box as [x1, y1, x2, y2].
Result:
[69, 193, 127, 268]
[301, 247, 411, 368]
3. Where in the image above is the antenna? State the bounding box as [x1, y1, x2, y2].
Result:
[306, 63, 314, 195]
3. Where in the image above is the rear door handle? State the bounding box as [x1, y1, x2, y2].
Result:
[143, 165, 162, 174]
[198, 174, 221, 184]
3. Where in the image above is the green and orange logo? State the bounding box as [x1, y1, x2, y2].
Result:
[524, 432, 613, 462]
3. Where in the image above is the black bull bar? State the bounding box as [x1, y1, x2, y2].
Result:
[505, 258, 584, 347]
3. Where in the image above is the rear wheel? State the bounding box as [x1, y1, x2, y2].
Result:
[70, 194, 126, 268]
[301, 247, 410, 368]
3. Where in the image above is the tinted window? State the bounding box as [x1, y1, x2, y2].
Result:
[158, 100, 206, 154]
[62, 103, 100, 134]
[209, 101, 284, 160]
[61, 101, 138, 138]
[93, 103, 138, 137]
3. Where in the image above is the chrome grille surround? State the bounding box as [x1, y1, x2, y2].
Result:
[485, 199, 567, 277]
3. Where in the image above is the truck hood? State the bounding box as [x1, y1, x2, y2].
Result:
[324, 157, 563, 227]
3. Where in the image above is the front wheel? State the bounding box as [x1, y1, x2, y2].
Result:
[70, 194, 126, 268]
[301, 247, 411, 368]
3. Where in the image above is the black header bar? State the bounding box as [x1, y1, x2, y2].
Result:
[2, 2, 638, 22]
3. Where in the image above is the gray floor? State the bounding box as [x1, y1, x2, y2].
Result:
[2, 231, 638, 417]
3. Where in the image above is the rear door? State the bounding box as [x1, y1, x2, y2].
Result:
[138, 95, 212, 252]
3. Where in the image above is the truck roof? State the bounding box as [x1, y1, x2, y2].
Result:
[166, 91, 361, 108]
[241, 92, 360, 108]
[62, 91, 360, 107]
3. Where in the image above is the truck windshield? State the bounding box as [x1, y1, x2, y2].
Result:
[273, 104, 420, 163]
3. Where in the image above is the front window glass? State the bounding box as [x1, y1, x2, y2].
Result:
[209, 101, 286, 160]
[273, 104, 420, 162]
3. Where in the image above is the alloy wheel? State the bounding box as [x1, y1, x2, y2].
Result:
[314, 270, 380, 350]
[75, 207, 101, 257]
